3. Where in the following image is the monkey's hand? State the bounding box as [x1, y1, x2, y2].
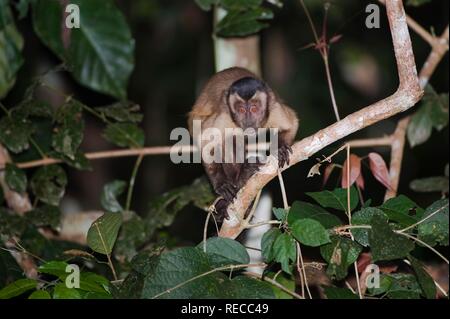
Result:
[214, 198, 231, 222]
[277, 143, 293, 168]
[215, 182, 238, 202]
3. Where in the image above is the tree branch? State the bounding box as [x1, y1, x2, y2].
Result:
[219, 0, 423, 239]
[0, 145, 38, 279]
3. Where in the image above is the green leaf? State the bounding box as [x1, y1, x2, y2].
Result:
[129, 249, 162, 276]
[410, 176, 449, 193]
[5, 163, 27, 193]
[14, 0, 36, 19]
[26, 205, 60, 229]
[142, 177, 215, 241]
[407, 87, 448, 147]
[101, 180, 127, 213]
[38, 260, 68, 278]
[261, 228, 281, 263]
[323, 286, 358, 299]
[272, 233, 296, 274]
[0, 208, 26, 237]
[52, 100, 84, 160]
[103, 123, 145, 148]
[429, 93, 449, 131]
[197, 237, 250, 267]
[30, 165, 67, 206]
[369, 215, 415, 262]
[418, 199, 449, 246]
[117, 271, 144, 299]
[366, 274, 393, 296]
[379, 195, 424, 227]
[221, 0, 263, 10]
[287, 201, 342, 229]
[142, 247, 222, 299]
[320, 236, 362, 280]
[32, 0, 135, 99]
[0, 116, 33, 153]
[272, 207, 287, 221]
[53, 283, 82, 299]
[0, 249, 23, 287]
[223, 276, 274, 299]
[216, 7, 273, 37]
[306, 187, 359, 212]
[14, 99, 53, 119]
[0, 0, 24, 98]
[31, 0, 65, 56]
[266, 272, 295, 299]
[291, 218, 331, 247]
[28, 290, 51, 299]
[87, 212, 123, 255]
[96, 102, 143, 123]
[78, 272, 110, 293]
[114, 211, 148, 261]
[352, 207, 388, 246]
[0, 278, 37, 299]
[408, 255, 436, 299]
[408, 105, 433, 147]
[385, 273, 421, 299]
[141, 247, 273, 299]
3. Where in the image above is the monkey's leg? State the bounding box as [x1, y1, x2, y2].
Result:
[204, 162, 238, 202]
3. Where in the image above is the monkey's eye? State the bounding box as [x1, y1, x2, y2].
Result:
[239, 107, 246, 114]
[250, 105, 258, 113]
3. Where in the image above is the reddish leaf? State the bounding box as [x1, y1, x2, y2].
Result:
[341, 154, 362, 188]
[368, 152, 392, 190]
[356, 172, 365, 190]
[322, 163, 336, 186]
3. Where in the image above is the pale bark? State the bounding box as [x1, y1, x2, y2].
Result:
[219, 0, 424, 239]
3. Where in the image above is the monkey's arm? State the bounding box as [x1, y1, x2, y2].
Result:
[266, 104, 299, 167]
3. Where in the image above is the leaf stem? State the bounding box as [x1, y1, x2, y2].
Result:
[125, 154, 144, 212]
[151, 263, 266, 299]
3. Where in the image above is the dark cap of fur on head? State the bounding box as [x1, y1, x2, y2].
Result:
[229, 77, 267, 101]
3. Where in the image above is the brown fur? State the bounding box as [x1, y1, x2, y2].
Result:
[188, 67, 299, 220]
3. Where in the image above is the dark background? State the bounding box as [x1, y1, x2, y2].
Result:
[6, 0, 449, 244]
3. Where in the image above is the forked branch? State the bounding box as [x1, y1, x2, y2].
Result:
[219, 0, 424, 239]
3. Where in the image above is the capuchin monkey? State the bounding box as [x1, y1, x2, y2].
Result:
[188, 67, 299, 221]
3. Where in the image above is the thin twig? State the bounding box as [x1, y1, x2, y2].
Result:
[397, 232, 449, 264]
[246, 220, 281, 229]
[296, 242, 312, 299]
[203, 211, 213, 252]
[125, 154, 144, 211]
[397, 202, 449, 234]
[346, 144, 363, 299]
[403, 259, 448, 297]
[244, 271, 304, 299]
[277, 170, 289, 210]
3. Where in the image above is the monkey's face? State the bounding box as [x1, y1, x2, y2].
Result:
[228, 77, 268, 130]
[228, 91, 268, 130]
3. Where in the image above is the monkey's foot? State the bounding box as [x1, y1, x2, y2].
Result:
[216, 182, 238, 202]
[278, 144, 293, 168]
[214, 199, 230, 222]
